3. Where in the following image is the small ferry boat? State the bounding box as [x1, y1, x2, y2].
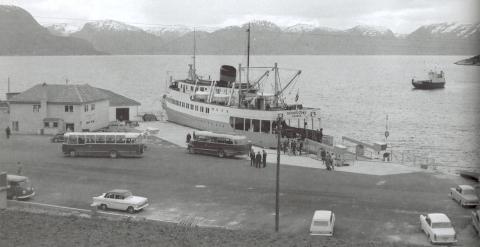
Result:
[162, 25, 325, 148]
[412, 70, 446, 89]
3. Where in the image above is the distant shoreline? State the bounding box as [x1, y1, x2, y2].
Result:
[455, 55, 480, 66]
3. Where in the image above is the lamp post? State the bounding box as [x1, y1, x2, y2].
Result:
[275, 113, 283, 232]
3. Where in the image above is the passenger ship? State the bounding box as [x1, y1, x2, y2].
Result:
[162, 27, 322, 148]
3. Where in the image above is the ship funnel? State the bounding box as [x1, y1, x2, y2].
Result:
[220, 65, 236, 82]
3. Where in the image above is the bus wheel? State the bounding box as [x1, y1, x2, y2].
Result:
[69, 150, 76, 157]
[109, 151, 118, 159]
[218, 150, 225, 158]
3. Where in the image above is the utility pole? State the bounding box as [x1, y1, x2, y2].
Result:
[246, 23, 250, 84]
[275, 113, 282, 232]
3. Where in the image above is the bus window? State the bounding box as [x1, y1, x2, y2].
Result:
[86, 135, 95, 143]
[96, 135, 105, 143]
[226, 138, 233, 144]
[126, 138, 136, 144]
[68, 135, 78, 144]
[106, 135, 115, 144]
[78, 135, 85, 144]
[116, 135, 126, 144]
[252, 119, 260, 132]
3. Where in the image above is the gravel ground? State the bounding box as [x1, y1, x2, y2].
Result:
[0, 209, 424, 247]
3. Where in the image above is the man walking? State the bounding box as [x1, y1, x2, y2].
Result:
[250, 148, 255, 167]
[321, 149, 326, 164]
[5, 126, 11, 139]
[262, 150, 267, 168]
[186, 132, 191, 143]
[255, 151, 262, 168]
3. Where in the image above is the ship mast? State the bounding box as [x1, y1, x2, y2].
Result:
[192, 28, 197, 82]
[246, 23, 251, 84]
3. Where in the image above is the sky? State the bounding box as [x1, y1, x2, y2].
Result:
[2, 0, 479, 33]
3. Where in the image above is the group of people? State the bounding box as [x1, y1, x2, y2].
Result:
[320, 148, 335, 171]
[281, 138, 304, 156]
[250, 149, 267, 168]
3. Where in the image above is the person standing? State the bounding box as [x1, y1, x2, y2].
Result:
[17, 161, 23, 175]
[186, 133, 191, 143]
[262, 150, 267, 168]
[321, 149, 326, 164]
[250, 149, 255, 167]
[283, 139, 288, 154]
[319, 128, 323, 143]
[292, 140, 296, 156]
[5, 126, 11, 139]
[255, 151, 262, 168]
[299, 140, 303, 155]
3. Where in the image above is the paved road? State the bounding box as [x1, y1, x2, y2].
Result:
[0, 134, 478, 246]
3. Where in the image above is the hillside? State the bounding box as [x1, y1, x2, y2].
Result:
[0, 5, 102, 55]
[455, 55, 480, 65]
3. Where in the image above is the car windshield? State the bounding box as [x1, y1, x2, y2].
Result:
[432, 222, 452, 228]
[313, 220, 329, 227]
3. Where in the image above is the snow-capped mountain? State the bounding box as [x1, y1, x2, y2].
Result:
[410, 22, 480, 39]
[84, 19, 142, 32]
[283, 24, 316, 33]
[46, 23, 81, 36]
[144, 25, 192, 37]
[346, 25, 395, 37]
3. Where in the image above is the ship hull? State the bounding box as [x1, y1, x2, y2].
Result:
[162, 91, 319, 148]
[412, 81, 445, 89]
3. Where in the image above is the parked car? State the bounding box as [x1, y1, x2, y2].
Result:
[473, 209, 480, 236]
[450, 184, 480, 207]
[91, 189, 148, 213]
[420, 213, 457, 244]
[50, 132, 65, 143]
[309, 210, 335, 236]
[6, 174, 35, 200]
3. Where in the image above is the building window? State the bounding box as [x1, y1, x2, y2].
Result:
[84, 105, 88, 112]
[44, 122, 50, 128]
[91, 104, 95, 111]
[33, 104, 40, 112]
[53, 122, 58, 127]
[206, 108, 209, 114]
[200, 106, 204, 112]
[195, 105, 198, 111]
[65, 105, 73, 112]
[12, 121, 19, 131]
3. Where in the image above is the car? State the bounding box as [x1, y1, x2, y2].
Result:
[450, 184, 479, 207]
[91, 189, 149, 214]
[473, 209, 480, 236]
[6, 174, 35, 200]
[309, 210, 335, 236]
[50, 132, 65, 143]
[420, 213, 457, 244]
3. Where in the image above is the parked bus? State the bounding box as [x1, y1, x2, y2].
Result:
[62, 132, 145, 158]
[187, 131, 251, 158]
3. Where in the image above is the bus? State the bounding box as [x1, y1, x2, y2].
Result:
[62, 132, 146, 158]
[187, 131, 252, 158]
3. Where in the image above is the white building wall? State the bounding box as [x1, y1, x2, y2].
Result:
[80, 100, 109, 131]
[9, 103, 45, 134]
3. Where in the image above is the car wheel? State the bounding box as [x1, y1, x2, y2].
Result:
[127, 206, 135, 214]
[69, 150, 76, 157]
[99, 204, 107, 211]
[109, 151, 118, 159]
[218, 150, 225, 158]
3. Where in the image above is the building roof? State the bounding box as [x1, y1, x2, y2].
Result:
[8, 84, 141, 107]
[97, 88, 141, 107]
[9, 83, 108, 104]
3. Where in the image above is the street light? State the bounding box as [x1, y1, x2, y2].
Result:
[275, 113, 283, 232]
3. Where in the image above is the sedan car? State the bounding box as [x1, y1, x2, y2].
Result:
[91, 189, 148, 213]
[420, 213, 457, 244]
[309, 210, 335, 236]
[450, 184, 479, 207]
[473, 209, 480, 236]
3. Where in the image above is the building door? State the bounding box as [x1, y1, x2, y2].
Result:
[116, 108, 129, 121]
[65, 123, 74, 132]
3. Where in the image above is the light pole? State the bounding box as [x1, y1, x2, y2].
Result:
[275, 113, 282, 232]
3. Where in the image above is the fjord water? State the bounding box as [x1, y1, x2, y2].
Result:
[0, 55, 479, 172]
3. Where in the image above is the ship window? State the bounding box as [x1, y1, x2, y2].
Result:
[190, 104, 193, 110]
[200, 87, 204, 92]
[261, 120, 271, 133]
[229, 117, 235, 128]
[235, 117, 244, 130]
[195, 105, 198, 111]
[186, 103, 189, 108]
[206, 108, 209, 114]
[252, 119, 260, 132]
[245, 118, 251, 131]
[191, 86, 193, 91]
[200, 106, 204, 112]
